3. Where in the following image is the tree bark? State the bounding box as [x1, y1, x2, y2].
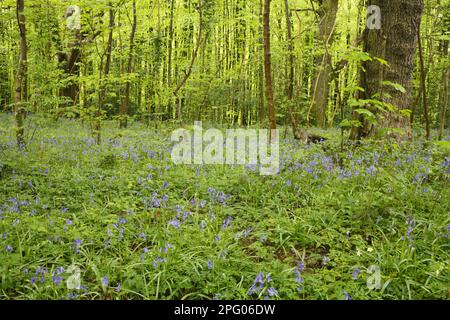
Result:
[119, 0, 137, 129]
[14, 0, 27, 148]
[263, 0, 277, 140]
[438, 40, 449, 140]
[351, 0, 424, 140]
[417, 25, 430, 140]
[258, 0, 265, 126]
[95, 4, 114, 144]
[284, 0, 305, 140]
[309, 0, 338, 128]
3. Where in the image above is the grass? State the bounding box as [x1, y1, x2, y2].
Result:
[0, 114, 449, 300]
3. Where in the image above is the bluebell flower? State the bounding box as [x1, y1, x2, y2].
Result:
[343, 290, 351, 300]
[67, 293, 78, 299]
[168, 219, 180, 229]
[74, 239, 82, 254]
[221, 216, 233, 230]
[5, 244, 13, 252]
[207, 260, 213, 270]
[267, 287, 277, 297]
[352, 268, 361, 280]
[298, 261, 305, 272]
[102, 276, 108, 287]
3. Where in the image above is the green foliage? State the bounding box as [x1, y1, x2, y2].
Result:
[0, 115, 448, 300]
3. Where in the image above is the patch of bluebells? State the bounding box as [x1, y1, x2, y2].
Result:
[207, 187, 232, 206]
[294, 261, 305, 293]
[52, 267, 65, 286]
[401, 217, 415, 247]
[247, 272, 277, 299]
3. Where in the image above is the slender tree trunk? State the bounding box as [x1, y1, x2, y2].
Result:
[14, 0, 27, 148]
[167, 0, 175, 119]
[95, 4, 114, 144]
[263, 0, 276, 140]
[284, 0, 304, 140]
[417, 25, 430, 140]
[258, 0, 265, 126]
[173, 4, 203, 120]
[351, 0, 424, 140]
[119, 0, 137, 129]
[438, 40, 449, 140]
[309, 0, 338, 128]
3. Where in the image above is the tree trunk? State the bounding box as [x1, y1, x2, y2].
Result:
[258, 0, 265, 126]
[309, 0, 338, 128]
[351, 0, 424, 140]
[95, 4, 114, 144]
[417, 25, 430, 140]
[438, 40, 449, 140]
[173, 4, 203, 120]
[119, 0, 137, 129]
[14, 0, 27, 148]
[167, 0, 175, 119]
[58, 6, 82, 109]
[263, 0, 276, 139]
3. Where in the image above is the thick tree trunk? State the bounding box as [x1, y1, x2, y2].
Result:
[351, 0, 424, 140]
[58, 6, 82, 108]
[263, 0, 277, 139]
[310, 0, 338, 128]
[14, 0, 27, 148]
[119, 0, 137, 129]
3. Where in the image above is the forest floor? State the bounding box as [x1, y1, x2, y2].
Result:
[0, 115, 449, 300]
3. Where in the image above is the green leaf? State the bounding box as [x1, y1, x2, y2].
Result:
[382, 81, 406, 93]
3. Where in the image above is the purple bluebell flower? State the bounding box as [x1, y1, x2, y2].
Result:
[352, 268, 361, 280]
[74, 239, 82, 254]
[102, 276, 108, 287]
[114, 282, 121, 292]
[168, 219, 180, 229]
[299, 261, 305, 272]
[207, 260, 213, 270]
[221, 216, 233, 230]
[267, 287, 278, 297]
[5, 244, 13, 252]
[343, 290, 351, 300]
